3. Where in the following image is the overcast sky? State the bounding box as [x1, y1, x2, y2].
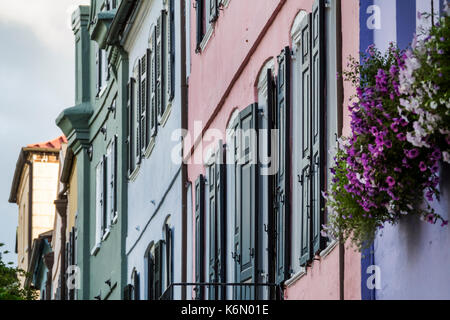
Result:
[0, 0, 89, 264]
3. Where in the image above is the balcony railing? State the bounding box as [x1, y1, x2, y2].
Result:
[159, 282, 283, 300]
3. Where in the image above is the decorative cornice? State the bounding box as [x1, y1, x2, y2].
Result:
[90, 10, 117, 49]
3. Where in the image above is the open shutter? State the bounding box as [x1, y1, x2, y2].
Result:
[135, 65, 141, 165]
[167, 0, 175, 101]
[127, 78, 135, 175]
[311, 0, 326, 254]
[151, 28, 158, 137]
[156, 12, 166, 120]
[154, 240, 163, 299]
[236, 104, 258, 299]
[96, 46, 100, 94]
[275, 47, 291, 283]
[208, 161, 217, 300]
[210, 0, 218, 22]
[102, 155, 107, 234]
[112, 135, 117, 219]
[299, 13, 312, 267]
[95, 161, 103, 245]
[195, 0, 204, 51]
[195, 175, 205, 300]
[215, 141, 226, 299]
[266, 68, 277, 290]
[148, 254, 155, 300]
[165, 225, 173, 298]
[140, 53, 148, 153]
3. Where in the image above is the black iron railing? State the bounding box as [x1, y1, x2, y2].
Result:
[159, 282, 283, 300]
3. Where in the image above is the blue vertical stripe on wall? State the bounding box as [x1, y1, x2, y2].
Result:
[360, 0, 375, 56]
[360, 0, 376, 300]
[396, 0, 417, 49]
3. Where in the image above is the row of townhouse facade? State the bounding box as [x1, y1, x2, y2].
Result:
[12, 0, 449, 300]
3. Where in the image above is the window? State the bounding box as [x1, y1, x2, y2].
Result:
[231, 104, 259, 300]
[164, 221, 174, 298]
[108, 136, 118, 222]
[195, 0, 219, 52]
[291, 0, 327, 270]
[105, 0, 117, 10]
[93, 156, 106, 253]
[131, 268, 140, 300]
[95, 44, 108, 96]
[206, 142, 226, 299]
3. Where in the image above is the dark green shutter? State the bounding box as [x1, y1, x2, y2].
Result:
[210, 0, 218, 22]
[127, 78, 135, 175]
[165, 225, 173, 294]
[102, 155, 107, 233]
[154, 240, 163, 299]
[151, 27, 158, 137]
[195, 0, 204, 52]
[266, 68, 277, 289]
[135, 64, 141, 165]
[299, 13, 312, 267]
[96, 47, 101, 95]
[140, 53, 148, 152]
[195, 175, 205, 299]
[215, 141, 226, 299]
[311, 0, 326, 254]
[157, 11, 167, 120]
[167, 0, 175, 101]
[132, 269, 140, 300]
[236, 104, 258, 299]
[148, 254, 155, 300]
[112, 135, 117, 216]
[123, 284, 133, 300]
[275, 47, 291, 284]
[208, 162, 217, 300]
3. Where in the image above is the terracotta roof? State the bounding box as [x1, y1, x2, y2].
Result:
[27, 135, 67, 149]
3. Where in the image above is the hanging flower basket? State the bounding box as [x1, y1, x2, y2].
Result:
[323, 6, 450, 250]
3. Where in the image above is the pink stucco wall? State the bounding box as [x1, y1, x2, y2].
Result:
[187, 0, 361, 299]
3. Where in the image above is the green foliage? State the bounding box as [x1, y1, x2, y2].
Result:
[0, 243, 37, 300]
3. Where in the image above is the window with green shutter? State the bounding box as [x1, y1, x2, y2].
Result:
[195, 0, 204, 52]
[195, 175, 205, 299]
[208, 161, 216, 300]
[275, 47, 291, 284]
[164, 223, 173, 298]
[154, 240, 163, 299]
[134, 64, 141, 165]
[234, 104, 258, 300]
[150, 28, 158, 137]
[156, 12, 167, 121]
[139, 53, 148, 153]
[127, 78, 136, 176]
[167, 0, 175, 101]
[297, 0, 327, 267]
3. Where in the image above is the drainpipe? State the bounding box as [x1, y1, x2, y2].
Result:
[180, 0, 188, 300]
[55, 195, 68, 300]
[335, 0, 345, 301]
[25, 159, 33, 264]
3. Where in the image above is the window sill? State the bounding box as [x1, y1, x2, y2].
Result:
[319, 240, 338, 259]
[198, 24, 214, 54]
[102, 228, 111, 242]
[112, 214, 118, 225]
[159, 102, 172, 128]
[284, 268, 307, 288]
[144, 138, 156, 159]
[90, 243, 101, 256]
[128, 165, 141, 182]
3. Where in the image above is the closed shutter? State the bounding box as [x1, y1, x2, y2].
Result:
[154, 240, 163, 299]
[69, 228, 76, 300]
[210, 0, 218, 22]
[195, 0, 204, 51]
[140, 53, 148, 153]
[132, 270, 140, 300]
[208, 161, 217, 300]
[236, 104, 258, 299]
[151, 28, 158, 137]
[195, 175, 205, 300]
[127, 78, 135, 175]
[96, 46, 100, 94]
[275, 47, 291, 283]
[299, 13, 312, 267]
[311, 0, 326, 254]
[215, 141, 226, 298]
[167, 0, 175, 101]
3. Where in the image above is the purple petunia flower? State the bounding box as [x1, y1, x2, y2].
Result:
[386, 176, 396, 187]
[390, 123, 399, 132]
[442, 220, 449, 227]
[419, 161, 427, 172]
[397, 133, 406, 141]
[406, 149, 419, 159]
